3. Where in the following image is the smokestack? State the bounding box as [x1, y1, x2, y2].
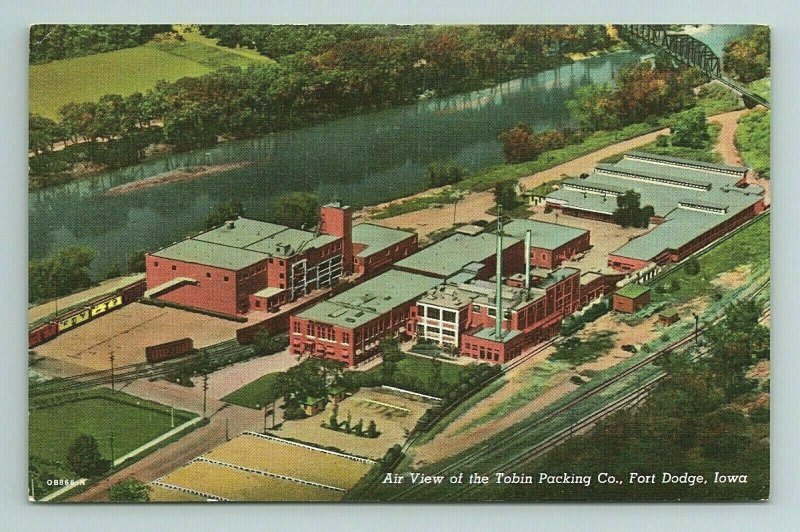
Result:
[495, 206, 504, 339]
[524, 229, 532, 293]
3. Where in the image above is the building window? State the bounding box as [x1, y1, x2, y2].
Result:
[279, 260, 284, 266]
[255, 300, 261, 308]
[172, 265, 177, 271]
[488, 307, 496, 317]
[224, 276, 229, 282]
[472, 304, 480, 313]
[342, 332, 350, 345]
[293, 322, 301, 333]
[279, 273, 284, 279]
[153, 261, 158, 267]
[442, 310, 456, 322]
[206, 272, 211, 278]
[428, 307, 441, 320]
[279, 283, 285, 289]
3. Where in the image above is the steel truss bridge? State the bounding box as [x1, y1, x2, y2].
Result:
[615, 24, 770, 109]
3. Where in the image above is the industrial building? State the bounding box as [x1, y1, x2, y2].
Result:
[545, 151, 765, 272]
[292, 218, 588, 366]
[146, 204, 350, 316]
[351, 223, 418, 277]
[503, 219, 590, 269]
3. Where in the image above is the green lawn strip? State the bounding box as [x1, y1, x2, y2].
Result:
[388, 354, 469, 397]
[221, 372, 283, 409]
[29, 388, 192, 464]
[372, 190, 460, 220]
[747, 77, 771, 101]
[451, 360, 570, 436]
[735, 108, 770, 178]
[650, 214, 770, 306]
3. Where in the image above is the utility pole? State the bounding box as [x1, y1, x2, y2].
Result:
[109, 351, 116, 391]
[225, 417, 230, 441]
[202, 373, 209, 419]
[170, 406, 174, 429]
[109, 433, 115, 469]
[692, 312, 700, 346]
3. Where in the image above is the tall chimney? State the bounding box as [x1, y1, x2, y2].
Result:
[495, 206, 504, 339]
[524, 229, 532, 294]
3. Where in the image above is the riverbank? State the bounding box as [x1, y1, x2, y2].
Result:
[102, 162, 254, 197]
[362, 106, 746, 241]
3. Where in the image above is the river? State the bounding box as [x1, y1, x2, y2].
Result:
[29, 25, 750, 276]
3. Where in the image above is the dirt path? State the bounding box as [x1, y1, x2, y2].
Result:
[711, 109, 748, 166]
[369, 109, 747, 240]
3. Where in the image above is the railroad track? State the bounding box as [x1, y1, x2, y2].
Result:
[386, 280, 770, 501]
[29, 339, 253, 398]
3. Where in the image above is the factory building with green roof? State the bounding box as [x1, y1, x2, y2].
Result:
[351, 223, 418, 277]
[146, 203, 354, 316]
[545, 151, 766, 272]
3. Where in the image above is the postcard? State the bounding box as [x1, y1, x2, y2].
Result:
[28, 24, 770, 502]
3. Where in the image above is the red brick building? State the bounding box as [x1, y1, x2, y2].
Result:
[289, 270, 441, 366]
[612, 284, 651, 313]
[351, 223, 418, 278]
[503, 219, 590, 269]
[145, 203, 352, 316]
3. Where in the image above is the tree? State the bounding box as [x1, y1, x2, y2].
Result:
[613, 190, 652, 229]
[127, 250, 147, 273]
[205, 199, 244, 229]
[65, 435, 110, 479]
[270, 192, 320, 229]
[329, 403, 339, 429]
[670, 108, 710, 149]
[109, 478, 150, 502]
[566, 84, 620, 131]
[684, 257, 701, 276]
[29, 245, 97, 303]
[380, 340, 404, 383]
[493, 180, 518, 212]
[367, 419, 378, 437]
[427, 162, 466, 188]
[724, 26, 770, 83]
[29, 114, 61, 154]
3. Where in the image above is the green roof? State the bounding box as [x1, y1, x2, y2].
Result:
[301, 396, 326, 406]
[616, 284, 651, 299]
[194, 218, 287, 248]
[660, 309, 679, 318]
[625, 151, 748, 174]
[153, 239, 268, 270]
[470, 328, 521, 343]
[352, 223, 415, 258]
[503, 219, 588, 251]
[252, 286, 285, 298]
[246, 228, 337, 257]
[394, 233, 520, 278]
[296, 269, 441, 329]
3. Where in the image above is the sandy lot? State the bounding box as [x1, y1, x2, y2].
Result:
[35, 302, 241, 373]
[278, 388, 431, 459]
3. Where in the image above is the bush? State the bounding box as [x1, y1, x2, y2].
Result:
[65, 435, 111, 479]
[684, 257, 701, 276]
[427, 162, 466, 188]
[109, 478, 150, 502]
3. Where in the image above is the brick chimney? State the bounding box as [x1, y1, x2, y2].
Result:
[319, 201, 353, 275]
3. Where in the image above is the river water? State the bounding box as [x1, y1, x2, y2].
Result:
[29, 25, 750, 275]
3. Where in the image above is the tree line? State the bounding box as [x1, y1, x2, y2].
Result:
[29, 25, 615, 189]
[30, 25, 173, 64]
[723, 26, 770, 83]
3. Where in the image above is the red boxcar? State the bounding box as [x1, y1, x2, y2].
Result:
[145, 338, 194, 363]
[28, 322, 58, 348]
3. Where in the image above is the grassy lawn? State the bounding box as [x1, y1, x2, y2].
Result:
[748, 77, 771, 101]
[29, 388, 193, 464]
[29, 29, 271, 119]
[736, 109, 770, 178]
[651, 213, 770, 306]
[222, 372, 283, 409]
[359, 354, 470, 397]
[551, 330, 616, 366]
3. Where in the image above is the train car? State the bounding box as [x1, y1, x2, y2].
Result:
[145, 338, 194, 364]
[28, 322, 58, 349]
[121, 279, 147, 304]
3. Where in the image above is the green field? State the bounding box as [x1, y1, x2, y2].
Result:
[222, 372, 283, 409]
[736, 108, 770, 178]
[651, 213, 770, 306]
[748, 77, 771, 101]
[29, 389, 193, 463]
[30, 30, 271, 119]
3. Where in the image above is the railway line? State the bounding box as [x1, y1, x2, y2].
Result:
[29, 339, 253, 398]
[385, 279, 769, 501]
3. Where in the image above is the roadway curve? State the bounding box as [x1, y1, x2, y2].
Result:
[369, 109, 749, 240]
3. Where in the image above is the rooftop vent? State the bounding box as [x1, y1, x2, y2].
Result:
[226, 220, 235, 229]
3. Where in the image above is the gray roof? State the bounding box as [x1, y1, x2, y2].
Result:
[352, 223, 415, 258]
[625, 151, 748, 175]
[295, 269, 441, 329]
[394, 233, 520, 278]
[194, 218, 287, 248]
[503, 219, 588, 251]
[152, 239, 268, 270]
